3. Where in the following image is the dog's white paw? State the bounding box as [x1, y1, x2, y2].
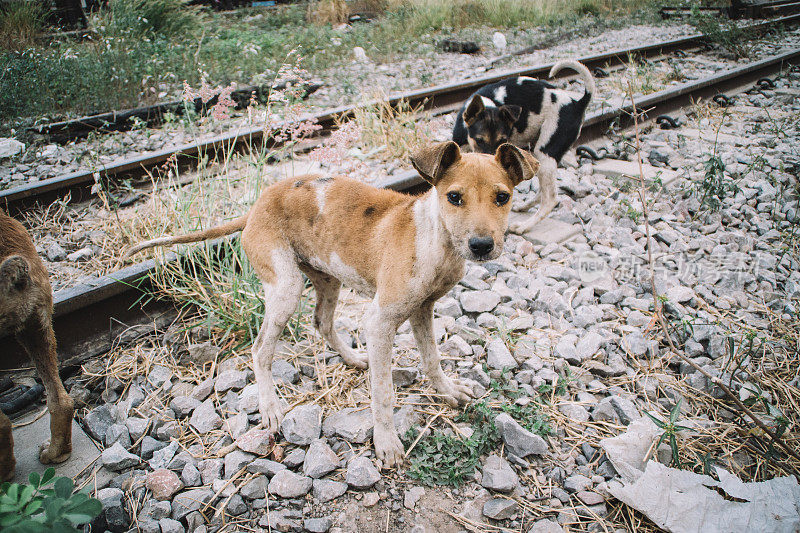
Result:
[374, 427, 405, 469]
[341, 351, 369, 370]
[508, 220, 532, 235]
[259, 398, 285, 435]
[434, 377, 475, 408]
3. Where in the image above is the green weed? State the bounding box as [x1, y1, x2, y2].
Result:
[0, 0, 46, 51]
[646, 398, 690, 468]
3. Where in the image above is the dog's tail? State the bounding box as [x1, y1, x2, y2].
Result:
[124, 213, 249, 258]
[549, 59, 595, 106]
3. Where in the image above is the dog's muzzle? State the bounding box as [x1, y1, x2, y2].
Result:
[468, 236, 495, 260]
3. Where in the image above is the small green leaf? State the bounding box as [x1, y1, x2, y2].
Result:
[23, 499, 43, 516]
[28, 472, 40, 489]
[646, 411, 666, 428]
[41, 468, 55, 486]
[669, 399, 682, 424]
[53, 477, 73, 500]
[7, 484, 19, 502]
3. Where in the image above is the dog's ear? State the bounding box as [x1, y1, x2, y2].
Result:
[495, 144, 539, 186]
[500, 105, 522, 125]
[462, 95, 486, 126]
[411, 141, 462, 185]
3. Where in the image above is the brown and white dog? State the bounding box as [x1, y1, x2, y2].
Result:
[0, 210, 74, 480]
[127, 141, 539, 467]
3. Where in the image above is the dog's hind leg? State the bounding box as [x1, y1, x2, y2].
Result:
[300, 266, 368, 369]
[509, 153, 557, 234]
[251, 249, 305, 434]
[17, 313, 74, 465]
[409, 300, 474, 407]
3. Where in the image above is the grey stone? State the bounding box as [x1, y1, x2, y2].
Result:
[169, 396, 201, 418]
[96, 487, 128, 531]
[171, 489, 214, 520]
[247, 458, 286, 477]
[148, 365, 173, 388]
[563, 474, 592, 493]
[312, 479, 348, 502]
[392, 367, 420, 387]
[214, 370, 247, 393]
[494, 413, 548, 457]
[125, 417, 149, 441]
[148, 441, 179, 470]
[181, 463, 202, 487]
[528, 518, 565, 533]
[322, 407, 374, 443]
[609, 395, 641, 425]
[225, 494, 247, 516]
[272, 359, 299, 384]
[191, 378, 214, 401]
[185, 342, 221, 365]
[234, 427, 272, 455]
[281, 403, 322, 445]
[303, 439, 340, 479]
[83, 404, 115, 441]
[591, 397, 620, 424]
[486, 338, 517, 370]
[441, 335, 472, 356]
[283, 448, 306, 468]
[189, 399, 222, 434]
[481, 454, 518, 493]
[403, 486, 425, 510]
[104, 423, 131, 448]
[554, 334, 579, 364]
[576, 332, 603, 360]
[101, 442, 140, 471]
[268, 469, 312, 498]
[199, 458, 223, 484]
[67, 246, 94, 262]
[140, 436, 168, 460]
[240, 475, 268, 500]
[304, 517, 332, 533]
[483, 497, 519, 520]
[460, 290, 501, 313]
[345, 456, 380, 489]
[159, 518, 184, 533]
[225, 450, 256, 478]
[558, 402, 590, 423]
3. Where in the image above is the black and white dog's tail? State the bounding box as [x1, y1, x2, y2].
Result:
[549, 60, 595, 106]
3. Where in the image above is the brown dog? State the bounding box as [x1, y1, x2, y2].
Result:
[127, 142, 538, 467]
[0, 210, 74, 480]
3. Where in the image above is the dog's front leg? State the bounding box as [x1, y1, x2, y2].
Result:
[509, 155, 557, 234]
[364, 300, 405, 469]
[410, 301, 474, 407]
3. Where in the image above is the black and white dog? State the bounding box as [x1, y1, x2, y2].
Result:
[452, 60, 595, 234]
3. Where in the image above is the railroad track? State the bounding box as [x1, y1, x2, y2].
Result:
[2, 36, 800, 369]
[3, 13, 798, 216]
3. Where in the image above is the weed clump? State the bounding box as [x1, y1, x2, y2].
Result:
[0, 0, 46, 51]
[94, 0, 201, 38]
[405, 370, 558, 486]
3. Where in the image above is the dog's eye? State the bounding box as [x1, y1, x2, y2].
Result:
[495, 192, 510, 206]
[447, 192, 463, 206]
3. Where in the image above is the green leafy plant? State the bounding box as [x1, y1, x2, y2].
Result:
[696, 154, 737, 212]
[0, 467, 102, 532]
[646, 399, 690, 469]
[691, 6, 755, 59]
[0, 0, 46, 51]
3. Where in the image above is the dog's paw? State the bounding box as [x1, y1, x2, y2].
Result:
[435, 377, 475, 407]
[259, 399, 285, 435]
[341, 351, 369, 370]
[374, 427, 405, 470]
[508, 219, 532, 235]
[39, 440, 71, 465]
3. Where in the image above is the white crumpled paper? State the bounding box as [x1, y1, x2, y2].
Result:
[600, 418, 800, 533]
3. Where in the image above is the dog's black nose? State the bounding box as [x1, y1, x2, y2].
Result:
[468, 236, 494, 256]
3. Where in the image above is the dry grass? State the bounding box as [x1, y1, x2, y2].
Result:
[306, 0, 349, 25]
[344, 93, 433, 162]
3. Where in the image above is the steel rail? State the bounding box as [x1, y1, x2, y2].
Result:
[2, 48, 799, 369]
[3, 12, 798, 216]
